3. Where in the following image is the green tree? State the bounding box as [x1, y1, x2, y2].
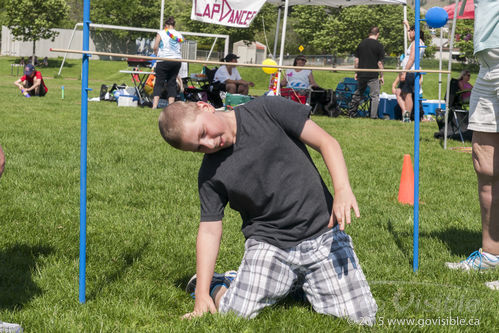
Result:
[454, 19, 475, 64]
[91, 0, 160, 34]
[290, 5, 433, 58]
[5, 0, 69, 60]
[0, 0, 8, 27]
[90, 0, 190, 39]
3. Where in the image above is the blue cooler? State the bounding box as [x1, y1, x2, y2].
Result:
[422, 100, 446, 115]
[377, 95, 399, 119]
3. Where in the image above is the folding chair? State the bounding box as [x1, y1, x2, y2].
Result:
[447, 78, 471, 143]
[334, 77, 370, 117]
[280, 87, 310, 105]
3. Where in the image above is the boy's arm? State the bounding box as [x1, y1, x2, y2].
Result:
[183, 220, 222, 319]
[299, 120, 359, 230]
[14, 78, 23, 90]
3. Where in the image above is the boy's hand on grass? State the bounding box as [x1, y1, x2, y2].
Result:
[328, 187, 360, 230]
[181, 294, 217, 319]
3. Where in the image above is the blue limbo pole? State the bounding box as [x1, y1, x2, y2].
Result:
[79, 0, 91, 303]
[413, 0, 422, 272]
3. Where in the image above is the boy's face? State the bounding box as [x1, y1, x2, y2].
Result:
[180, 102, 235, 154]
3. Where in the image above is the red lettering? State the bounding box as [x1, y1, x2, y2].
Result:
[227, 11, 235, 24]
[234, 10, 242, 24]
[238, 11, 247, 25]
[221, 0, 232, 21]
[212, 4, 221, 19]
[243, 11, 254, 25]
[203, 4, 211, 18]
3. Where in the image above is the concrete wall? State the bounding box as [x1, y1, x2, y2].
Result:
[1, 26, 196, 60]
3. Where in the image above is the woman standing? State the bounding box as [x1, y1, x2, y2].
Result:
[152, 16, 184, 109]
[396, 20, 425, 121]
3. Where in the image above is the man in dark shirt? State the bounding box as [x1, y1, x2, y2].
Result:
[158, 96, 377, 324]
[348, 27, 385, 119]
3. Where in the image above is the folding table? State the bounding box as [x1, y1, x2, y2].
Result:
[119, 70, 155, 105]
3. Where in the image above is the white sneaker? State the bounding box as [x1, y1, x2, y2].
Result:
[0, 321, 23, 333]
[445, 248, 499, 271]
[485, 280, 499, 290]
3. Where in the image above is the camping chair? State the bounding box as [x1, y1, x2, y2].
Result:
[435, 78, 471, 142]
[447, 78, 470, 142]
[181, 66, 218, 105]
[309, 88, 338, 116]
[335, 77, 370, 117]
[280, 87, 310, 105]
[182, 66, 224, 107]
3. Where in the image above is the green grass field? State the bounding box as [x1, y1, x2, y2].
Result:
[0, 56, 496, 332]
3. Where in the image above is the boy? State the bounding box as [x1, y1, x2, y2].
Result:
[14, 64, 48, 97]
[158, 96, 377, 324]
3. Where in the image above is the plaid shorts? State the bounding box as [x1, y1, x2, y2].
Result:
[219, 226, 377, 325]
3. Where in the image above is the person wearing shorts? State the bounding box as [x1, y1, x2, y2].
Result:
[445, 0, 499, 291]
[396, 21, 425, 120]
[152, 16, 183, 109]
[158, 96, 377, 324]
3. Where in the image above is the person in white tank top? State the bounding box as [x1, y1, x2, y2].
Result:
[152, 16, 183, 109]
[281, 55, 319, 90]
[395, 20, 425, 120]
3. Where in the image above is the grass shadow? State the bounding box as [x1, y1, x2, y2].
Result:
[0, 244, 53, 310]
[86, 241, 149, 301]
[427, 227, 481, 257]
[387, 219, 412, 266]
[387, 220, 482, 259]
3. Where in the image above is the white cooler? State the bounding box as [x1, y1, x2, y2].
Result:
[118, 96, 138, 107]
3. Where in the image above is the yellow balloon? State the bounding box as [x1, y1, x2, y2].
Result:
[262, 58, 278, 74]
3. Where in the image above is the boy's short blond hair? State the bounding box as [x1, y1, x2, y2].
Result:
[158, 101, 201, 149]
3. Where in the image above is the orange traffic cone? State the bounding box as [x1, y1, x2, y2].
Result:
[398, 154, 414, 205]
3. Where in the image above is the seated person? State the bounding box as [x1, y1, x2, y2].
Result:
[14, 64, 48, 97]
[214, 54, 254, 95]
[457, 70, 473, 104]
[281, 55, 320, 90]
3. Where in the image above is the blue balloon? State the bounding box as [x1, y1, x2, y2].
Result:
[425, 7, 448, 28]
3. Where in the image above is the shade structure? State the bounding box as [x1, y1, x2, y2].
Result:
[266, 0, 406, 5]
[444, 0, 474, 20]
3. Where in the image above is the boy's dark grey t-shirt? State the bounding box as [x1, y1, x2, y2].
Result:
[198, 96, 333, 249]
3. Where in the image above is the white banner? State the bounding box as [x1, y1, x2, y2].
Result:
[191, 0, 266, 28]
